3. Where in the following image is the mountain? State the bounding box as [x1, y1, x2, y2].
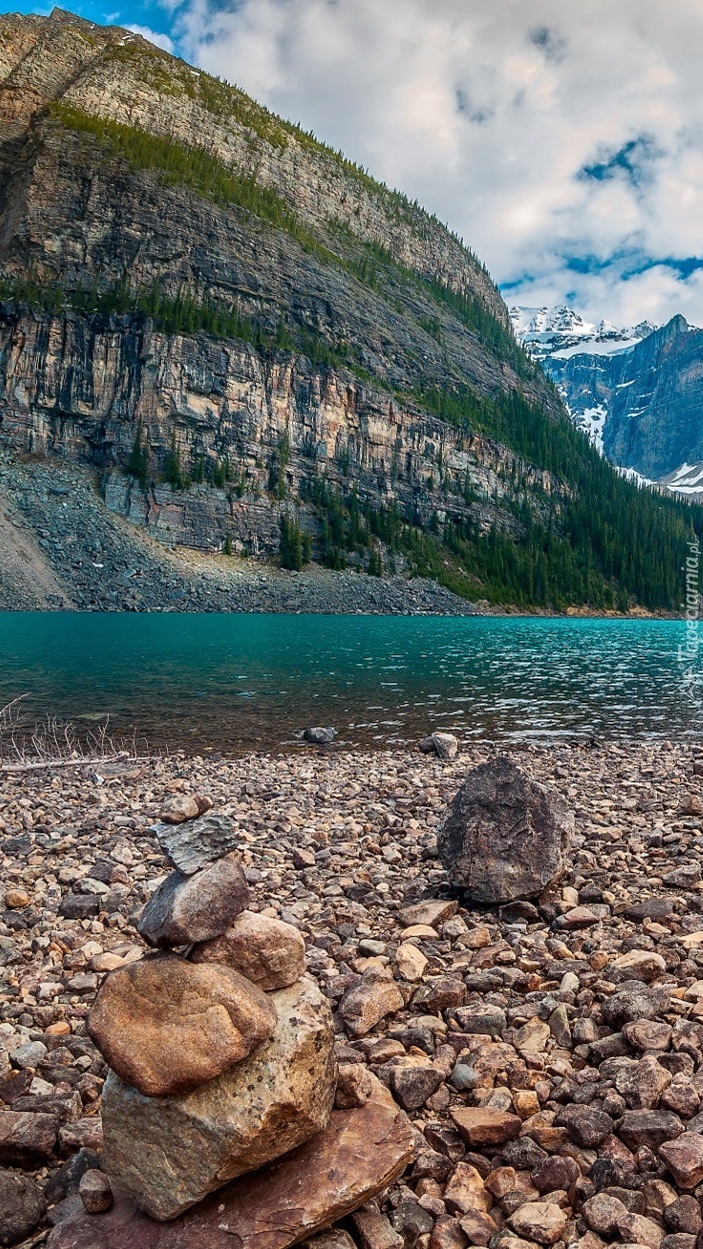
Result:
[513, 307, 703, 501]
[509, 305, 655, 363]
[0, 9, 701, 612]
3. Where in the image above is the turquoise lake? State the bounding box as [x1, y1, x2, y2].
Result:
[0, 614, 700, 753]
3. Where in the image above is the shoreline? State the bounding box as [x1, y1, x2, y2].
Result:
[0, 460, 683, 618]
[4, 740, 703, 1241]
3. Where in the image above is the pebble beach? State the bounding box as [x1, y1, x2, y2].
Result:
[3, 739, 703, 1247]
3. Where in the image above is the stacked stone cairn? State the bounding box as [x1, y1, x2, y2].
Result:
[82, 793, 414, 1236]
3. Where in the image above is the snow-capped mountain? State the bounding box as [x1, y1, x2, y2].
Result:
[511, 306, 703, 502]
[510, 304, 656, 361]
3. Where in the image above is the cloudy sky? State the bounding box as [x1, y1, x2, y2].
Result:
[7, 0, 703, 327]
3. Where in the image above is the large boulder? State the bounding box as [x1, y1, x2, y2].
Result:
[87, 955, 276, 1097]
[192, 910, 306, 991]
[101, 975, 338, 1220]
[46, 1075, 414, 1249]
[138, 855, 250, 947]
[437, 756, 574, 902]
[153, 813, 239, 875]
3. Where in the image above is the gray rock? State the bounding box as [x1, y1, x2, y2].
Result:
[437, 756, 574, 902]
[419, 733, 459, 760]
[138, 854, 249, 947]
[602, 981, 672, 1028]
[303, 727, 336, 745]
[153, 813, 239, 875]
[101, 975, 338, 1220]
[0, 1168, 46, 1246]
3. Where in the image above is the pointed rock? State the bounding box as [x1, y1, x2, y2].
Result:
[138, 854, 249, 948]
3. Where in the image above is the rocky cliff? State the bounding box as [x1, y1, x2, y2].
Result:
[0, 8, 700, 610]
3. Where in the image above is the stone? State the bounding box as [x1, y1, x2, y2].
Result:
[443, 1162, 492, 1214]
[624, 1021, 673, 1052]
[59, 894, 99, 920]
[582, 1193, 630, 1236]
[395, 942, 429, 982]
[452, 1004, 507, 1037]
[192, 910, 305, 990]
[625, 898, 676, 922]
[45, 1149, 102, 1205]
[559, 1105, 614, 1147]
[153, 813, 239, 875]
[303, 727, 336, 745]
[513, 1018, 551, 1055]
[391, 1065, 445, 1111]
[101, 976, 337, 1220]
[159, 794, 213, 824]
[617, 1213, 664, 1249]
[458, 1209, 498, 1246]
[47, 1075, 413, 1249]
[602, 982, 671, 1028]
[508, 1203, 567, 1246]
[0, 1110, 58, 1164]
[339, 968, 404, 1038]
[615, 1056, 673, 1109]
[0, 1168, 46, 1246]
[619, 1111, 684, 1151]
[399, 901, 458, 929]
[351, 1208, 403, 1249]
[430, 1217, 467, 1249]
[531, 1155, 580, 1194]
[4, 889, 29, 909]
[79, 1171, 114, 1214]
[334, 1063, 373, 1109]
[87, 954, 277, 1097]
[613, 950, 668, 983]
[659, 1135, 703, 1189]
[661, 1076, 700, 1119]
[437, 757, 574, 902]
[663, 1197, 702, 1235]
[419, 734, 459, 761]
[138, 855, 250, 947]
[450, 1107, 522, 1147]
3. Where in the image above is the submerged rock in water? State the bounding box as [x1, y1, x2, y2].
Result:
[101, 975, 337, 1220]
[437, 756, 574, 902]
[87, 955, 276, 1097]
[192, 910, 306, 991]
[47, 1075, 413, 1249]
[153, 813, 239, 875]
[137, 854, 249, 948]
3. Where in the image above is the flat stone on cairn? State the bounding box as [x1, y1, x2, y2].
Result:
[153, 812, 240, 875]
[437, 755, 574, 902]
[47, 1076, 414, 1249]
[87, 955, 277, 1097]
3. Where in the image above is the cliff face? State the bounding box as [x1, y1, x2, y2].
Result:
[0, 7, 558, 558]
[0, 9, 699, 610]
[547, 316, 703, 492]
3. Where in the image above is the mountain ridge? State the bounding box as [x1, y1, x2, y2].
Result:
[0, 8, 701, 612]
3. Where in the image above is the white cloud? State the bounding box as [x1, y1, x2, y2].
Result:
[126, 23, 175, 53]
[175, 0, 703, 327]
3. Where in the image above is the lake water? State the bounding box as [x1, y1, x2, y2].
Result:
[0, 614, 700, 754]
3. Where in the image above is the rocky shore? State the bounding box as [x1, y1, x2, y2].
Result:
[0, 460, 477, 615]
[3, 739, 703, 1248]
